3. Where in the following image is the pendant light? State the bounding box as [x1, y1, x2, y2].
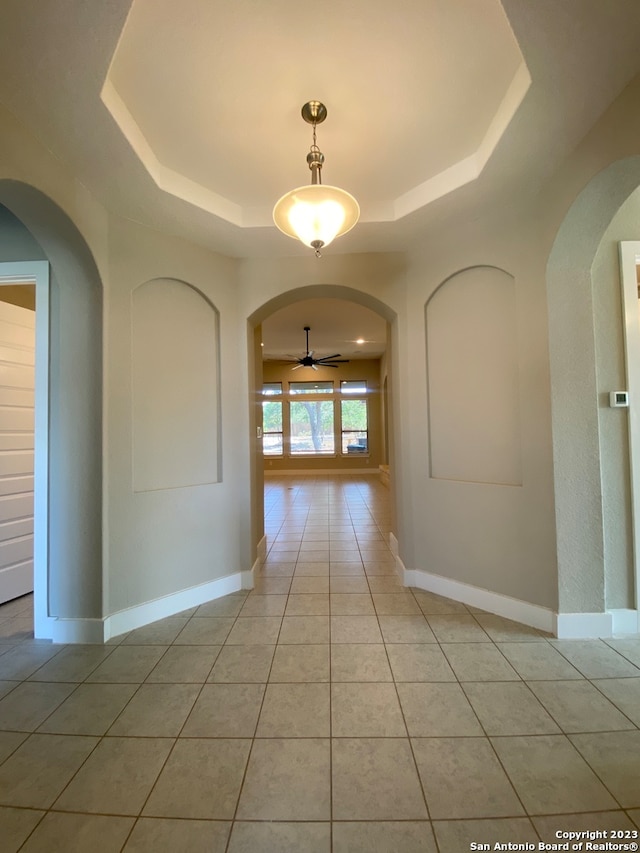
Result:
[273, 101, 359, 257]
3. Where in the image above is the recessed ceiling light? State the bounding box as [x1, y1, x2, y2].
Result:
[356, 338, 365, 345]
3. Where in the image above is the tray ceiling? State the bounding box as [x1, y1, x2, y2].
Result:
[0, 1, 639, 256]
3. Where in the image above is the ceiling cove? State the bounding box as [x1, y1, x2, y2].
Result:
[102, 0, 530, 229]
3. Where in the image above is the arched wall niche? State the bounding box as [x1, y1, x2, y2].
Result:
[131, 277, 221, 492]
[0, 179, 103, 629]
[547, 155, 640, 615]
[246, 283, 399, 561]
[425, 265, 521, 487]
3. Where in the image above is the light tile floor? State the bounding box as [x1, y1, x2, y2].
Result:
[0, 475, 638, 851]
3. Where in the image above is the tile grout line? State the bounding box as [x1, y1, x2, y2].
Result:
[223, 529, 292, 850]
[378, 596, 437, 843]
[1, 477, 640, 845]
[327, 508, 334, 853]
[411, 586, 535, 835]
[108, 594, 244, 849]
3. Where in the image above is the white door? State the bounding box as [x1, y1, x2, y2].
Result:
[0, 300, 35, 605]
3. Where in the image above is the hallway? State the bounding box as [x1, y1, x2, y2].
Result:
[0, 474, 638, 851]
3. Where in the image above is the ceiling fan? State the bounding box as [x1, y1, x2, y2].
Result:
[286, 326, 350, 370]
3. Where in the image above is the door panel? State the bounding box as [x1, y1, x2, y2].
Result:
[0, 300, 35, 605]
[0, 476, 33, 498]
[0, 517, 33, 542]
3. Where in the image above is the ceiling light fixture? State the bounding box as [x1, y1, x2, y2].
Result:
[273, 101, 360, 258]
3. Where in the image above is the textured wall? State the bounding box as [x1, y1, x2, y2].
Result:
[591, 189, 640, 608]
[132, 278, 220, 492]
[547, 159, 640, 613]
[0, 193, 103, 620]
[426, 266, 521, 486]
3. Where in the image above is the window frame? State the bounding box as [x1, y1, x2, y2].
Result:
[340, 395, 369, 455]
[261, 383, 284, 456]
[289, 395, 336, 456]
[261, 379, 371, 459]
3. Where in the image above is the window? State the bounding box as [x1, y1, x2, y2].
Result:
[262, 383, 283, 456]
[262, 380, 370, 457]
[289, 381, 334, 455]
[341, 397, 368, 453]
[290, 399, 334, 454]
[290, 381, 333, 395]
[340, 379, 367, 395]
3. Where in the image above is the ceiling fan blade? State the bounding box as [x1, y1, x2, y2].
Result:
[316, 354, 342, 361]
[323, 363, 339, 368]
[320, 359, 350, 364]
[312, 364, 318, 370]
[291, 363, 304, 370]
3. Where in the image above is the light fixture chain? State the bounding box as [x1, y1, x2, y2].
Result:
[308, 119, 323, 185]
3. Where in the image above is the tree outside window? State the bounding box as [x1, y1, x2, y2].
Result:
[262, 399, 283, 455]
[262, 379, 369, 457]
[341, 398, 368, 453]
[262, 382, 283, 455]
[290, 399, 334, 454]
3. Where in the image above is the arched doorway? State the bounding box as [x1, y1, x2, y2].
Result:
[547, 155, 640, 636]
[0, 182, 103, 642]
[247, 284, 399, 577]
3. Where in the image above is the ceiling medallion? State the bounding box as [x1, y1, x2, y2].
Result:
[273, 101, 360, 257]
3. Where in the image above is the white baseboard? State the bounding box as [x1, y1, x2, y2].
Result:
[257, 535, 267, 563]
[555, 611, 613, 639]
[404, 568, 555, 634]
[394, 552, 407, 584]
[608, 609, 640, 636]
[555, 609, 640, 638]
[389, 532, 399, 557]
[38, 570, 257, 644]
[244, 535, 268, 590]
[104, 572, 244, 641]
[401, 569, 639, 638]
[49, 618, 106, 644]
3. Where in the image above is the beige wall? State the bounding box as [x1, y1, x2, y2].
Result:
[0, 103, 251, 624]
[1, 69, 640, 632]
[403, 206, 558, 609]
[590, 187, 640, 609]
[426, 267, 522, 486]
[105, 217, 244, 614]
[544, 75, 640, 613]
[0, 192, 103, 622]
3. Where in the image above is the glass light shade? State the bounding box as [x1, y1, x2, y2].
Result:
[273, 184, 360, 248]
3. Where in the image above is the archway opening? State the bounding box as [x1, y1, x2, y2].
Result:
[547, 155, 640, 635]
[0, 182, 103, 642]
[247, 284, 399, 578]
